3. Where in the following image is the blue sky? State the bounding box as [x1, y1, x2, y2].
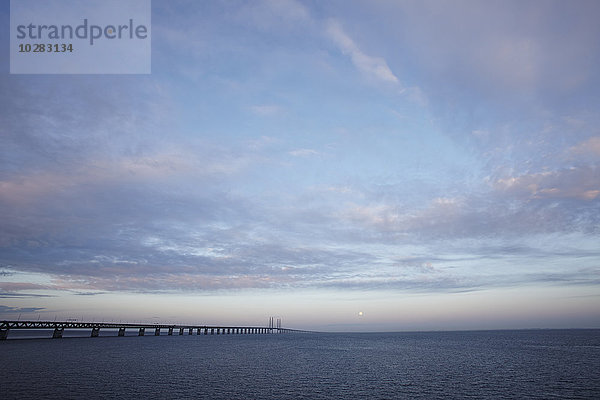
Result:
[1, 0, 599, 331]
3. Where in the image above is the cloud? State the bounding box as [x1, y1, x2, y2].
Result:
[0, 147, 254, 227]
[0, 293, 53, 299]
[0, 282, 51, 292]
[333, 171, 600, 243]
[338, 197, 466, 236]
[0, 282, 54, 298]
[289, 148, 319, 157]
[390, 0, 600, 96]
[326, 20, 399, 85]
[570, 137, 600, 157]
[0, 305, 46, 314]
[494, 167, 600, 201]
[1, 1, 599, 306]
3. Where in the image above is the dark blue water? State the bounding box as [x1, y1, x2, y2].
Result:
[1, 330, 599, 399]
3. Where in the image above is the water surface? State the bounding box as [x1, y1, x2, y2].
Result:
[1, 330, 599, 399]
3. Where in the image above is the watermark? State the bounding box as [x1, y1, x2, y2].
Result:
[10, 0, 151, 74]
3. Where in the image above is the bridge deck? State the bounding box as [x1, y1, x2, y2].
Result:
[0, 320, 313, 340]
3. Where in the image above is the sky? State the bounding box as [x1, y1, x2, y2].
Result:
[1, 0, 599, 332]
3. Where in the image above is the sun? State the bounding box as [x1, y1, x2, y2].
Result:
[358, 311, 363, 317]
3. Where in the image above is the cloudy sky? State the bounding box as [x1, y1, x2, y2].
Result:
[1, 0, 599, 331]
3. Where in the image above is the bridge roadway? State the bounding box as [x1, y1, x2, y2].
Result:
[0, 320, 312, 339]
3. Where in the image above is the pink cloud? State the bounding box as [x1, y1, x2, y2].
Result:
[495, 167, 599, 200]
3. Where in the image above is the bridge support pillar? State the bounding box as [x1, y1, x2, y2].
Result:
[91, 327, 100, 337]
[197, 328, 202, 335]
[118, 327, 126, 336]
[0, 328, 8, 340]
[204, 328, 208, 335]
[211, 328, 214, 335]
[188, 328, 193, 335]
[139, 327, 145, 336]
[179, 328, 184, 335]
[53, 327, 64, 339]
[168, 327, 173, 336]
[155, 328, 161, 336]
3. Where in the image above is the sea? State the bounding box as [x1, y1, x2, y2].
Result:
[1, 329, 599, 399]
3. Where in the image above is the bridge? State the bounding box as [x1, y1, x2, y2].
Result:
[0, 319, 313, 340]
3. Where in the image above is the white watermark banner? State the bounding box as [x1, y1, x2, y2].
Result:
[10, 0, 151, 74]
